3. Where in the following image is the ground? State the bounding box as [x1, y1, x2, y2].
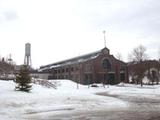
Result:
[0, 80, 160, 120]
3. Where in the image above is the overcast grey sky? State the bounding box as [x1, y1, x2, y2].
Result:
[0, 0, 160, 68]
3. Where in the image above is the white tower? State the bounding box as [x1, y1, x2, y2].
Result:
[24, 43, 32, 67]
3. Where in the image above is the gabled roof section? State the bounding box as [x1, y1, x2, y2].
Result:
[101, 47, 110, 55]
[39, 48, 108, 71]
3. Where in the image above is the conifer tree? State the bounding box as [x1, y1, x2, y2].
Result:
[14, 65, 32, 92]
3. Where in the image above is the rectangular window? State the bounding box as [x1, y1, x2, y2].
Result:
[120, 66, 125, 71]
[54, 70, 57, 74]
[62, 69, 65, 73]
[71, 67, 74, 72]
[85, 64, 92, 72]
[66, 68, 69, 72]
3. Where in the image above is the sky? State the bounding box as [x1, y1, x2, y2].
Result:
[0, 0, 160, 68]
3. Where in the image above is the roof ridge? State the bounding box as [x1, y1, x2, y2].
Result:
[40, 48, 105, 69]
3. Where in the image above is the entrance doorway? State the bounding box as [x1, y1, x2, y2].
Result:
[120, 73, 125, 82]
[84, 74, 93, 85]
[102, 73, 115, 85]
[108, 73, 115, 85]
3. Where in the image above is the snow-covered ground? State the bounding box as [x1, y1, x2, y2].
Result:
[0, 80, 160, 120]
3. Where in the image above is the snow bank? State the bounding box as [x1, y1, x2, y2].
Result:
[0, 80, 127, 120]
[1, 79, 160, 120]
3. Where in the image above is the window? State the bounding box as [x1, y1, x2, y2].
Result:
[75, 66, 79, 71]
[102, 59, 111, 70]
[54, 70, 57, 74]
[71, 67, 74, 72]
[120, 66, 125, 71]
[66, 68, 69, 72]
[85, 64, 92, 72]
[62, 69, 65, 73]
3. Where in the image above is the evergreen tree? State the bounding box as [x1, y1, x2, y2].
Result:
[14, 65, 32, 92]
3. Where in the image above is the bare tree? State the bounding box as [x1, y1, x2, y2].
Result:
[116, 52, 123, 61]
[128, 45, 148, 62]
[128, 45, 148, 86]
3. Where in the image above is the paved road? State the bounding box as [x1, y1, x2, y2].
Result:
[26, 93, 160, 120]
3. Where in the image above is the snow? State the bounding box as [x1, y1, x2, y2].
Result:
[0, 79, 160, 120]
[39, 52, 99, 71]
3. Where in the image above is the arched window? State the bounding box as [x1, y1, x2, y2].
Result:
[102, 59, 111, 70]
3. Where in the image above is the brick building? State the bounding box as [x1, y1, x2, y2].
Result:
[39, 47, 128, 85]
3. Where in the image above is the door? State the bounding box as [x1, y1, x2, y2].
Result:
[108, 73, 115, 85]
[120, 73, 125, 82]
[84, 74, 93, 85]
